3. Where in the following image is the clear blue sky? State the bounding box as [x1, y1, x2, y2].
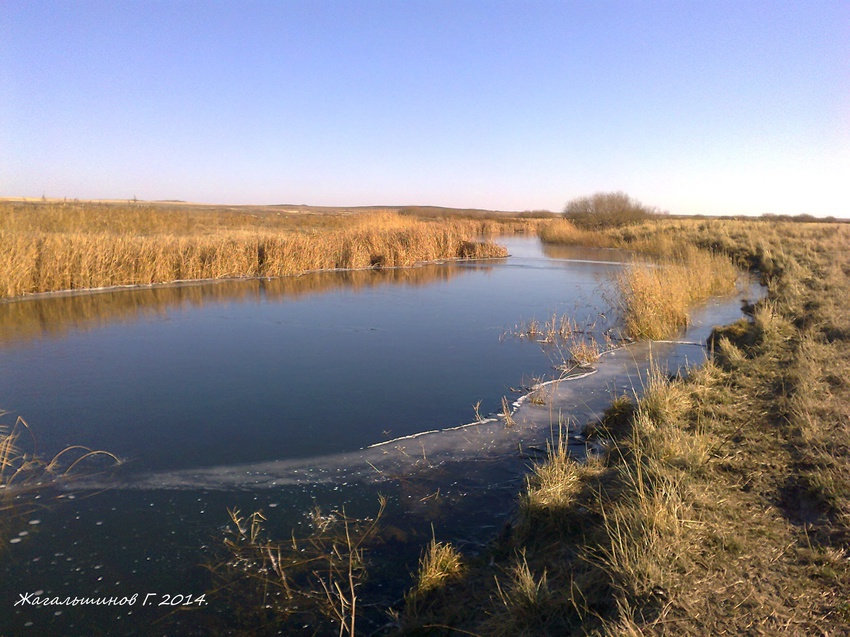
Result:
[2, 1, 848, 216]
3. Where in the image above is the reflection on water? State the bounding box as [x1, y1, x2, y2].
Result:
[540, 241, 635, 263]
[0, 263, 477, 345]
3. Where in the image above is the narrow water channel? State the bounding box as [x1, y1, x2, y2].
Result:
[0, 238, 756, 635]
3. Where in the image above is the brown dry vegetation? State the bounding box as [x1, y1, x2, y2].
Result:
[397, 219, 850, 636]
[538, 219, 617, 248]
[209, 500, 387, 636]
[0, 201, 529, 299]
[615, 246, 738, 340]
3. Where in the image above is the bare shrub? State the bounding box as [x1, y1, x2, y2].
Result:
[563, 192, 659, 230]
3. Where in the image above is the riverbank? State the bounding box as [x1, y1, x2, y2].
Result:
[397, 219, 850, 635]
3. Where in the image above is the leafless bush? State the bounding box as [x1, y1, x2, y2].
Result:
[563, 192, 660, 229]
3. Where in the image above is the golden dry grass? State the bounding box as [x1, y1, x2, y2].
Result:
[0, 413, 120, 492]
[1, 412, 121, 554]
[494, 550, 551, 615]
[519, 436, 601, 524]
[411, 538, 464, 596]
[214, 498, 386, 636]
[616, 251, 738, 339]
[0, 202, 512, 299]
[538, 218, 617, 248]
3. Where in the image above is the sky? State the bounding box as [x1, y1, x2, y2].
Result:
[1, 1, 848, 216]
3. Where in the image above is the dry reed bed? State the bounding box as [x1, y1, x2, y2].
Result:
[538, 218, 617, 248]
[0, 203, 510, 299]
[616, 246, 738, 339]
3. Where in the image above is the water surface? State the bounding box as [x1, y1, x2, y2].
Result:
[0, 238, 619, 472]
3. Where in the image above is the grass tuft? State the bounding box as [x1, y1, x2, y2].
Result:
[520, 436, 585, 522]
[411, 538, 464, 596]
[495, 550, 550, 614]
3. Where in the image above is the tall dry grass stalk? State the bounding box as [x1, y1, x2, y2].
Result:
[539, 216, 741, 340]
[501, 396, 517, 427]
[1, 414, 120, 492]
[1, 411, 120, 556]
[0, 203, 509, 299]
[494, 550, 551, 615]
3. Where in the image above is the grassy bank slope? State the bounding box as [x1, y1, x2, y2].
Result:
[399, 219, 850, 636]
[0, 201, 526, 299]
